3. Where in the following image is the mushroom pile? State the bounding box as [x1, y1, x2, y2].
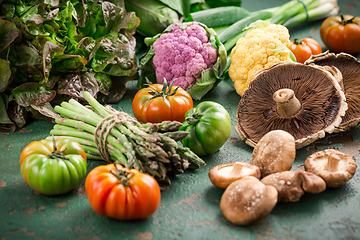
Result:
[213, 52, 360, 226]
[210, 130, 357, 226]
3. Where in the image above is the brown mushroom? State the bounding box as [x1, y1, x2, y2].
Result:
[209, 162, 261, 189]
[250, 130, 296, 178]
[235, 61, 347, 149]
[304, 149, 357, 188]
[305, 51, 360, 132]
[261, 171, 326, 202]
[220, 176, 278, 226]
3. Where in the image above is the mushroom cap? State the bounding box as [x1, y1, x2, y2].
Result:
[250, 130, 296, 178]
[304, 149, 357, 188]
[220, 176, 278, 226]
[305, 51, 360, 132]
[261, 171, 326, 202]
[235, 61, 347, 149]
[208, 162, 261, 189]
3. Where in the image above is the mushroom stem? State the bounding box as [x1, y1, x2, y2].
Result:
[229, 162, 244, 176]
[327, 153, 341, 172]
[273, 89, 302, 117]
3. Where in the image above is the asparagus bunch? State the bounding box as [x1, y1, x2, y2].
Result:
[48, 91, 205, 185]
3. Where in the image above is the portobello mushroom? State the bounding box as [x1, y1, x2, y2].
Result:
[305, 51, 360, 132]
[235, 61, 347, 149]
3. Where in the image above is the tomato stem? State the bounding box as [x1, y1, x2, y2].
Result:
[293, 38, 303, 45]
[48, 135, 70, 160]
[148, 78, 180, 99]
[110, 163, 134, 187]
[185, 112, 203, 125]
[340, 15, 356, 25]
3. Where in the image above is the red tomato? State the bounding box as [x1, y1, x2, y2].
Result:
[288, 37, 322, 64]
[320, 15, 360, 54]
[85, 163, 161, 220]
[132, 80, 193, 123]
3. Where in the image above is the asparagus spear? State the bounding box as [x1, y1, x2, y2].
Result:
[49, 91, 205, 185]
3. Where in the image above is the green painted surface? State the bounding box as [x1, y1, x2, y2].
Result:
[1, 0, 360, 239]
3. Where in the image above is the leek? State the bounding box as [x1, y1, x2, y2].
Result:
[222, 0, 339, 52]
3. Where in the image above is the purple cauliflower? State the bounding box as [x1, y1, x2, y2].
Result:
[152, 22, 218, 90]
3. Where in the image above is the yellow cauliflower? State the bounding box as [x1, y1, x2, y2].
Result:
[229, 22, 293, 96]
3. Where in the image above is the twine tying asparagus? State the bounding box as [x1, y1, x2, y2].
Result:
[94, 105, 138, 164]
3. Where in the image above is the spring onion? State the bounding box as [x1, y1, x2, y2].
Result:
[208, 0, 340, 52]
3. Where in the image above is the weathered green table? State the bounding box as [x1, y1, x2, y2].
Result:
[1, 1, 360, 239]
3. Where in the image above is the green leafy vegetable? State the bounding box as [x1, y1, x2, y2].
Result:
[0, 0, 140, 132]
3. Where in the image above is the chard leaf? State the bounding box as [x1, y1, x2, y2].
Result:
[15, 4, 31, 16]
[29, 106, 56, 123]
[2, 3, 16, 20]
[0, 93, 16, 133]
[95, 72, 112, 95]
[42, 41, 63, 81]
[51, 54, 87, 72]
[15, 45, 42, 66]
[11, 16, 26, 44]
[44, 8, 59, 21]
[42, 75, 62, 89]
[0, 59, 12, 92]
[96, 76, 127, 104]
[76, 37, 96, 59]
[91, 36, 136, 76]
[13, 64, 43, 83]
[43, 0, 60, 7]
[0, 19, 20, 52]
[30, 102, 60, 119]
[57, 72, 99, 99]
[12, 82, 56, 107]
[8, 100, 28, 128]
[73, 0, 87, 28]
[20, 5, 42, 24]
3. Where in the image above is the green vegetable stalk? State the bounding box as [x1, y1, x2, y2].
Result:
[124, 0, 242, 37]
[0, 0, 140, 132]
[186, 0, 339, 53]
[48, 91, 205, 185]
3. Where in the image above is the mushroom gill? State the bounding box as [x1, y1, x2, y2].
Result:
[305, 51, 360, 131]
[236, 61, 347, 149]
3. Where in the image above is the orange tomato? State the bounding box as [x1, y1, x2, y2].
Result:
[132, 80, 193, 123]
[85, 163, 161, 220]
[289, 37, 322, 64]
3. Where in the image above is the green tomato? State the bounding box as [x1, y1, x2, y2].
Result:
[179, 101, 231, 156]
[20, 138, 87, 195]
